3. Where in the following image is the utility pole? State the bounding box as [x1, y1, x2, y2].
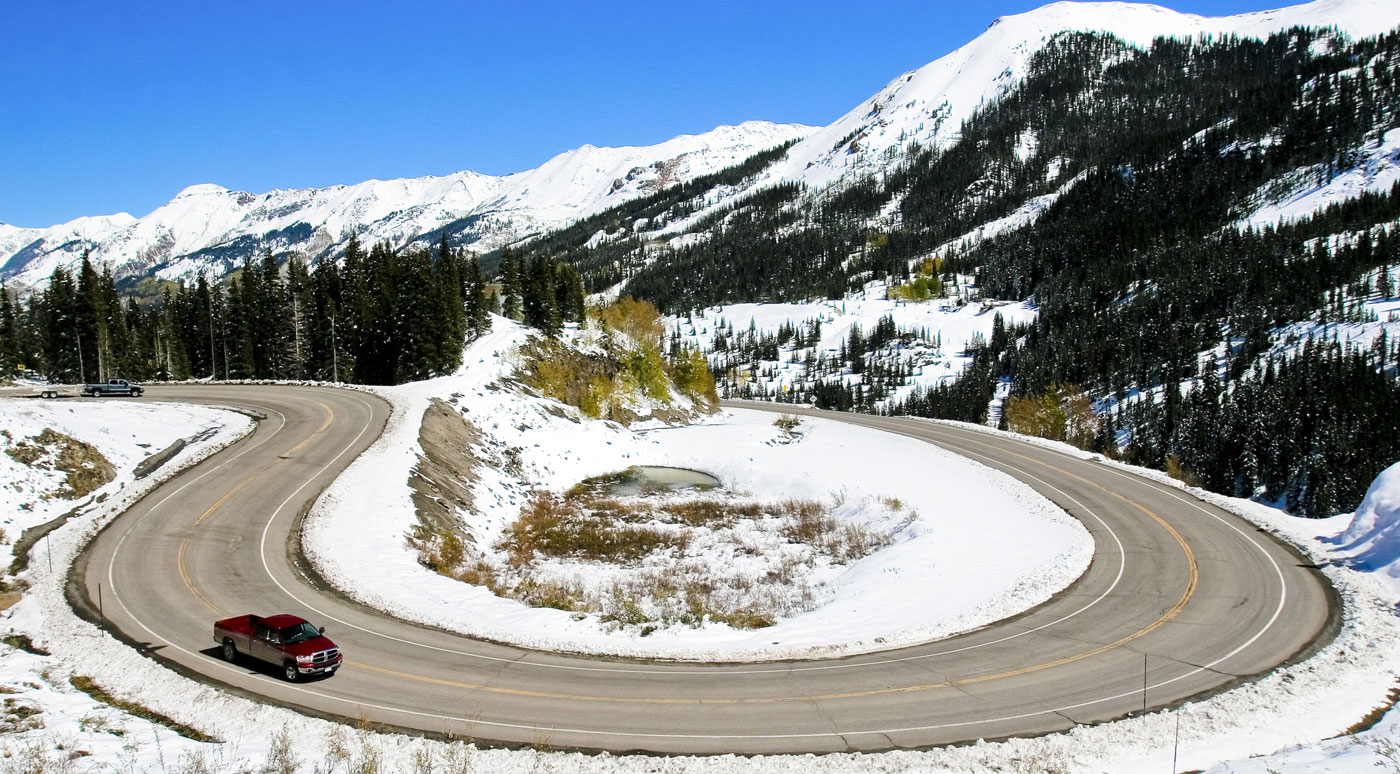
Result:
[330, 312, 339, 383]
[1171, 710, 1181, 774]
[76, 330, 85, 385]
[292, 294, 303, 380]
[1142, 652, 1149, 714]
[209, 301, 216, 380]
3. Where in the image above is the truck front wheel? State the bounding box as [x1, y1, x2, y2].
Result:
[221, 639, 237, 662]
[283, 662, 299, 682]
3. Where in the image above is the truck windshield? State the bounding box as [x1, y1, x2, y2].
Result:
[280, 623, 321, 645]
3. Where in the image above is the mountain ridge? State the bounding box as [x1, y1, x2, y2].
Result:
[1, 120, 811, 291]
[4, 0, 1397, 292]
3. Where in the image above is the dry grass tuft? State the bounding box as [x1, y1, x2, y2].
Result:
[1344, 678, 1400, 735]
[501, 494, 687, 567]
[68, 676, 215, 742]
[469, 482, 905, 632]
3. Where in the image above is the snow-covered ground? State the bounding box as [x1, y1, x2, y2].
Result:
[0, 398, 249, 567]
[0, 396, 253, 773]
[305, 316, 1089, 660]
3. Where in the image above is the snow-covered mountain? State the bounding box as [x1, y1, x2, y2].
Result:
[754, 0, 1400, 193]
[0, 121, 810, 290]
[3, 0, 1396, 292]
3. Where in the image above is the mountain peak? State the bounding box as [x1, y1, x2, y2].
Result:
[173, 183, 231, 199]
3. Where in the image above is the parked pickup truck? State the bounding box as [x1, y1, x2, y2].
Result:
[82, 378, 144, 397]
[213, 614, 342, 681]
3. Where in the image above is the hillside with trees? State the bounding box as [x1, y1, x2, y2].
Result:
[505, 26, 1400, 516]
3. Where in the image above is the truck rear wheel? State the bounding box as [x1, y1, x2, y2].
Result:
[221, 639, 237, 662]
[283, 662, 299, 682]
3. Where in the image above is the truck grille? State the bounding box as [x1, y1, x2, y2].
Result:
[311, 649, 340, 664]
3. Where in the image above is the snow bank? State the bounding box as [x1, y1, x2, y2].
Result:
[1329, 460, 1400, 590]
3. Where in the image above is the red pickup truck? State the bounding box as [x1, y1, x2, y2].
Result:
[213, 614, 342, 681]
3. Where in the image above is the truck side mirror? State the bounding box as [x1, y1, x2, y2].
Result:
[318, 626, 325, 634]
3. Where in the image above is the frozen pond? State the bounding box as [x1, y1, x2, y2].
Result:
[575, 465, 720, 497]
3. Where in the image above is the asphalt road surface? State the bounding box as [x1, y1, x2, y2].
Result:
[71, 386, 1336, 754]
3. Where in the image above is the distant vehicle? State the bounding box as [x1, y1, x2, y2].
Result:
[213, 614, 342, 681]
[81, 378, 144, 397]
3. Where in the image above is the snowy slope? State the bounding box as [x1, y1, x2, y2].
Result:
[754, 0, 1400, 195]
[1242, 127, 1400, 229]
[0, 121, 810, 290]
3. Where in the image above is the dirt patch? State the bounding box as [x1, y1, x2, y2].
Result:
[4, 428, 116, 500]
[2, 634, 50, 656]
[407, 399, 484, 568]
[0, 589, 24, 613]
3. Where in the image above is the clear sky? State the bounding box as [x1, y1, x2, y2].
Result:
[2, 0, 1278, 229]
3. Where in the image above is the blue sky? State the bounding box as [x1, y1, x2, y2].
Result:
[3, 0, 1275, 228]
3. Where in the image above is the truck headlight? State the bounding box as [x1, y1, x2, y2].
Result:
[295, 655, 313, 665]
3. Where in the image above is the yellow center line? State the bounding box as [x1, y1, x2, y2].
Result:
[341, 444, 1200, 706]
[178, 403, 334, 616]
[178, 467, 274, 617]
[280, 403, 334, 459]
[177, 539, 227, 617]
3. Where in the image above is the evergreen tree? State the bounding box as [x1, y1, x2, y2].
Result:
[0, 283, 19, 377]
[500, 247, 523, 321]
[285, 254, 313, 380]
[554, 261, 586, 323]
[463, 253, 491, 338]
[42, 266, 81, 382]
[523, 255, 561, 336]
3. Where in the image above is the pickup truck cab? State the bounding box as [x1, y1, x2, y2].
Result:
[213, 614, 342, 681]
[82, 378, 144, 397]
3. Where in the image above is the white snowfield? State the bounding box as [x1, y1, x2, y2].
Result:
[0, 366, 1397, 772]
[303, 317, 1091, 661]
